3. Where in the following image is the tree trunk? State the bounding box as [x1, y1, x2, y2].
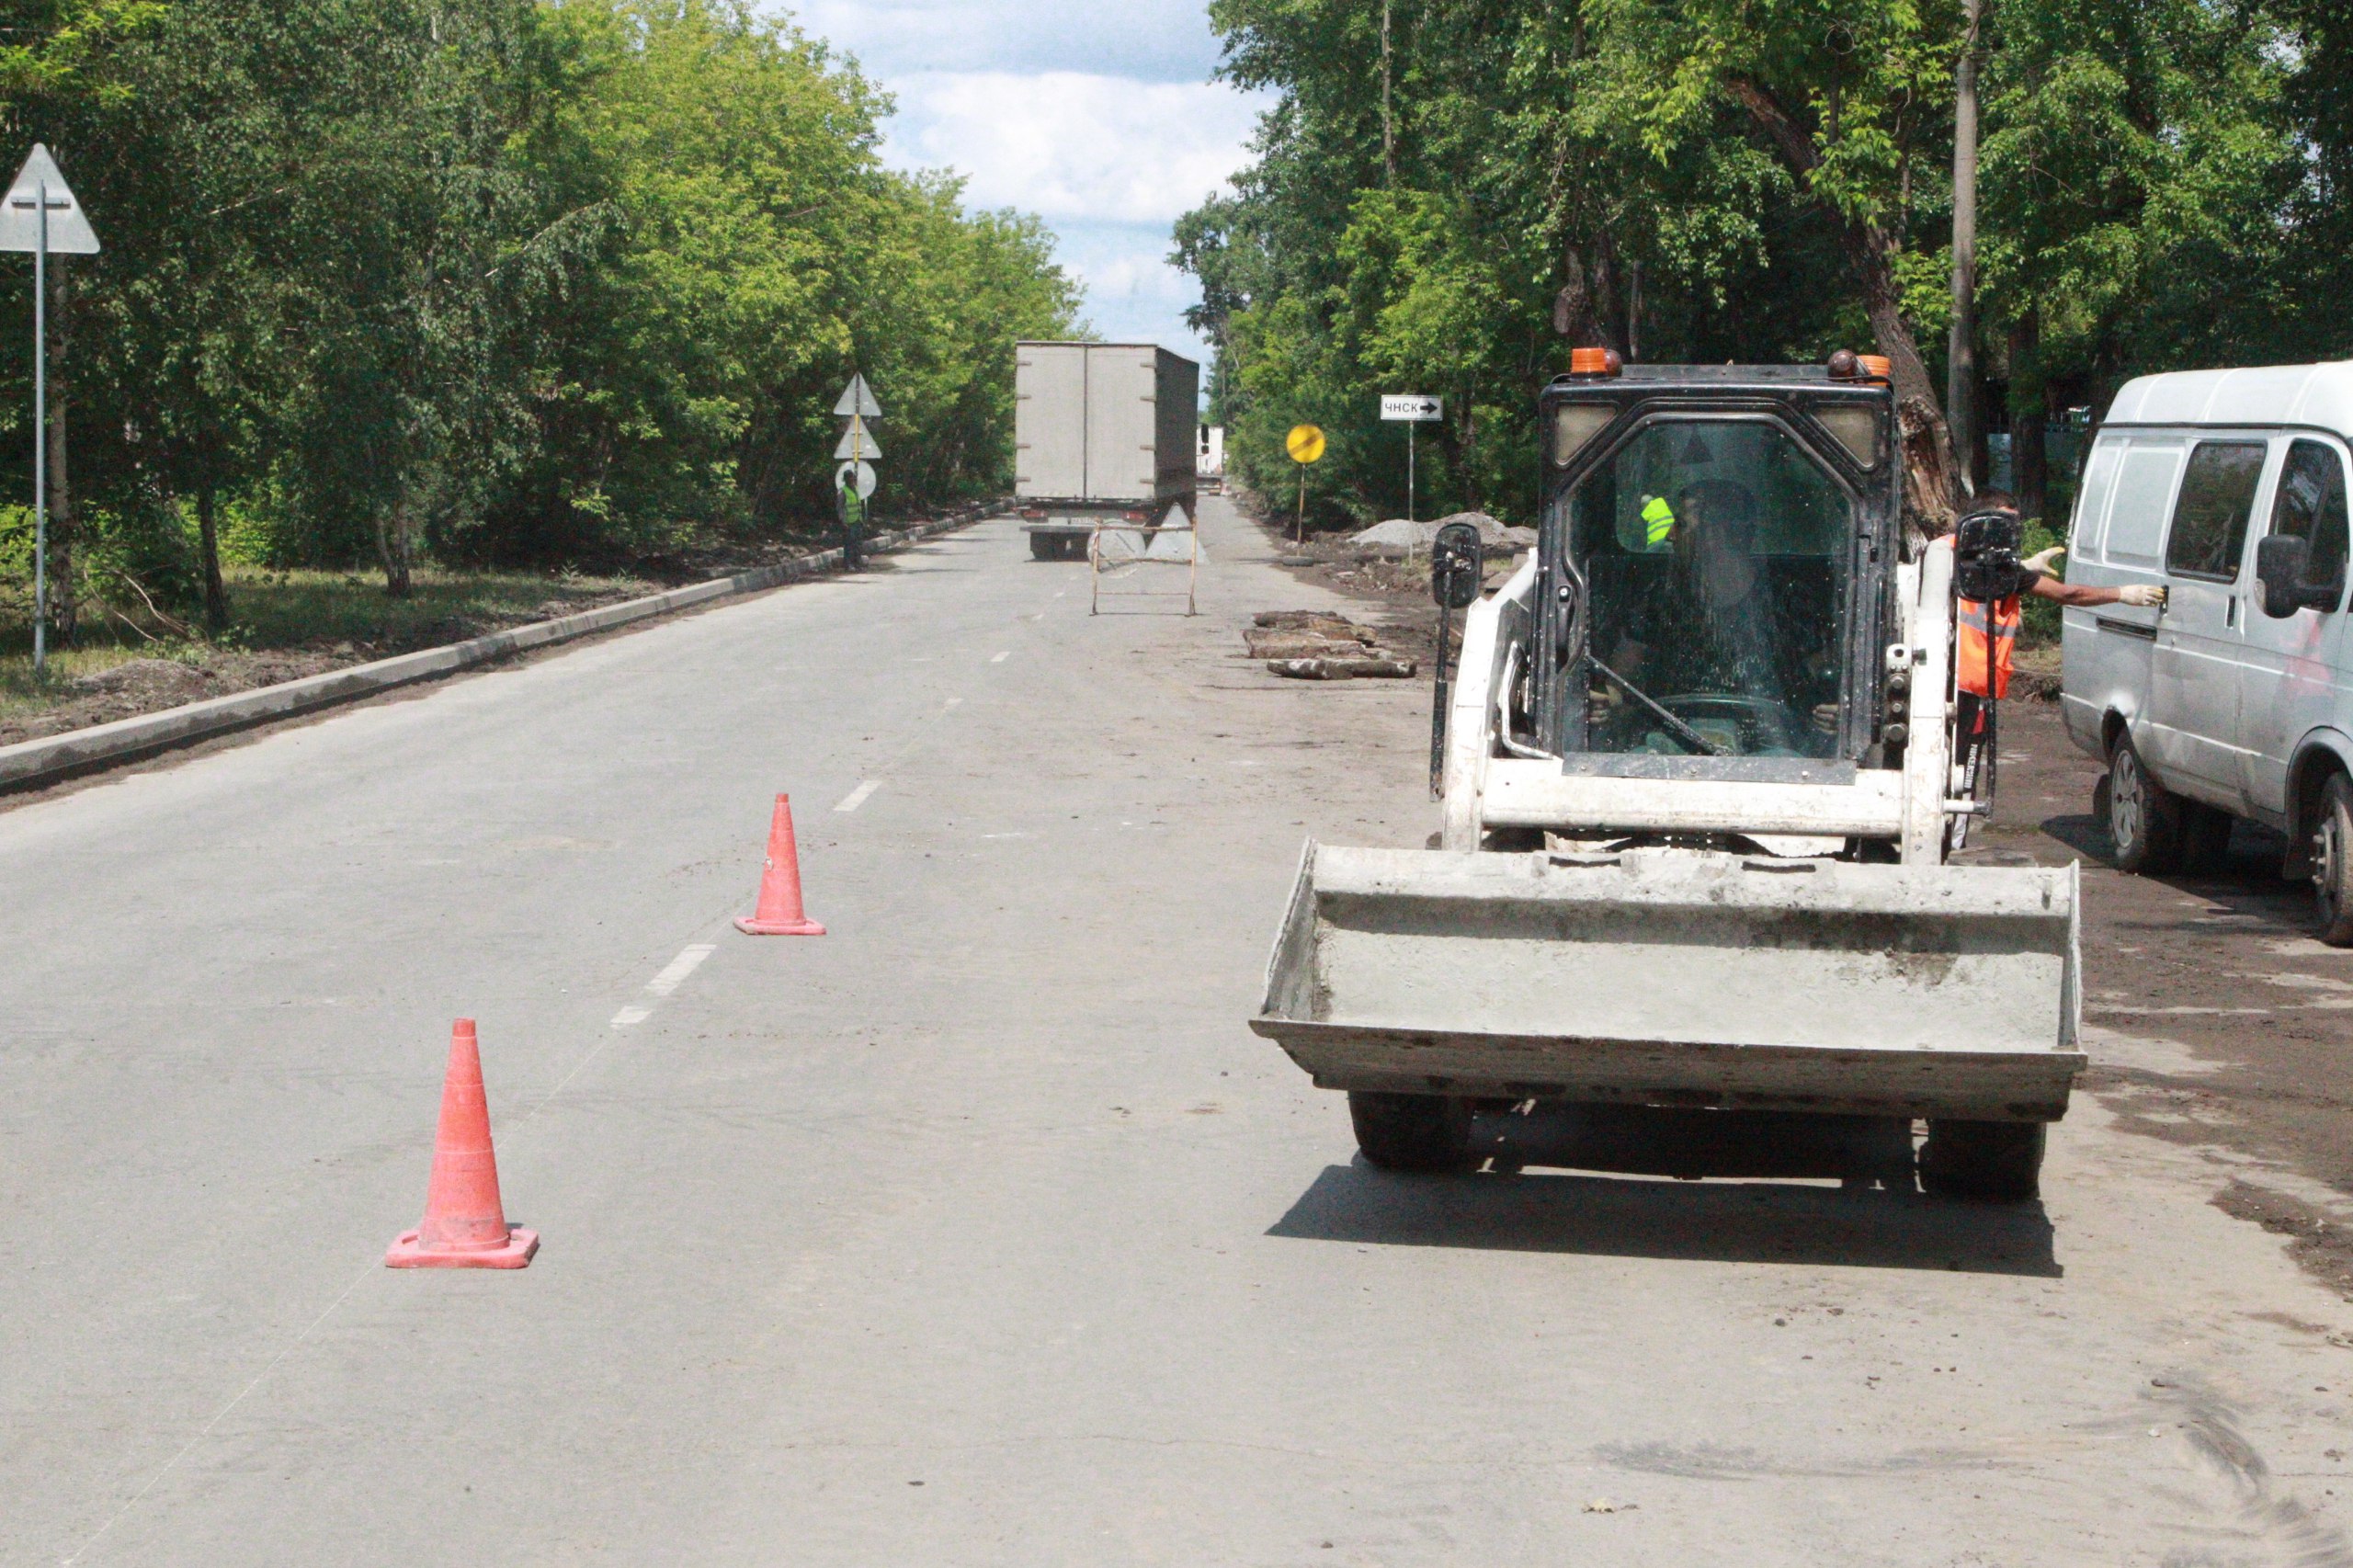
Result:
[1380, 0, 1396, 186]
[377, 502, 414, 598]
[197, 482, 228, 631]
[1947, 0, 1984, 501]
[46, 256, 75, 644]
[1726, 75, 1960, 536]
[1552, 244, 1602, 347]
[2011, 310, 2047, 523]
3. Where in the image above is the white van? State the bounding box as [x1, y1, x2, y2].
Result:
[2060, 361, 2353, 938]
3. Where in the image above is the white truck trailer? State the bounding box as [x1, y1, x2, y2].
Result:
[1015, 342, 1199, 560]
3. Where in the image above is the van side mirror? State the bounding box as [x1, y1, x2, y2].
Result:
[2256, 534, 2318, 619]
[1431, 522, 1483, 609]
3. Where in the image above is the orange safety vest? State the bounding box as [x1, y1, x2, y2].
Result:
[1956, 596, 2020, 699]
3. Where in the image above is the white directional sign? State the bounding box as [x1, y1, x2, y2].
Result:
[834, 415, 881, 461]
[835, 460, 877, 500]
[0, 145, 99, 255]
[833, 373, 882, 421]
[1381, 394, 1442, 423]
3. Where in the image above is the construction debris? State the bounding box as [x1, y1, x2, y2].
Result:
[1247, 611, 1417, 678]
[1267, 656, 1417, 680]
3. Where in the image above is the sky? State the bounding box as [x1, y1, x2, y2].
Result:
[785, 0, 1270, 367]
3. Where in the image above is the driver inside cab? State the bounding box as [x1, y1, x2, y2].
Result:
[1592, 479, 1840, 751]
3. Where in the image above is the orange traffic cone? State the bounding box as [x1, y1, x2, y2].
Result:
[735, 793, 826, 936]
[386, 1019, 539, 1269]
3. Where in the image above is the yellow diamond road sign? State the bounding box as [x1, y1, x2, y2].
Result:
[1286, 425, 1326, 464]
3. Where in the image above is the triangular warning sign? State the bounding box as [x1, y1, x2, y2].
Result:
[833, 374, 882, 421]
[834, 416, 881, 461]
[0, 145, 99, 255]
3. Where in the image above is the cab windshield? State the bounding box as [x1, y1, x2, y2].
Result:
[1568, 418, 1852, 758]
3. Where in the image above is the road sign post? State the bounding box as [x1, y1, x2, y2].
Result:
[2, 145, 99, 673]
[1285, 425, 1326, 545]
[1380, 394, 1442, 524]
[831, 376, 883, 570]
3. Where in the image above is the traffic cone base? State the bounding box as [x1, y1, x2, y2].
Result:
[387, 1224, 540, 1269]
[734, 911, 825, 936]
[738, 793, 825, 937]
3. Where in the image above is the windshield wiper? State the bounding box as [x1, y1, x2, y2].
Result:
[1587, 656, 1722, 756]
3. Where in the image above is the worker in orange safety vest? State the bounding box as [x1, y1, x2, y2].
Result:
[1955, 491, 2165, 699]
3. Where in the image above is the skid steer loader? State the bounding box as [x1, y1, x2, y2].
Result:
[1250, 355, 2082, 1201]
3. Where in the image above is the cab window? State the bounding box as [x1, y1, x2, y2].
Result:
[2269, 439, 2350, 609]
[2164, 441, 2268, 581]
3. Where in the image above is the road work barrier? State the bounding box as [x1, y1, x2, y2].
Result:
[0, 502, 1004, 793]
[1090, 518, 1199, 616]
[736, 792, 826, 937]
[386, 1019, 539, 1270]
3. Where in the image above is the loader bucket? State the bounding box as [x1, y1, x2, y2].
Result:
[1251, 844, 2085, 1122]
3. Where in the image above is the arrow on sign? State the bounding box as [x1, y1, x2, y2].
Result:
[834, 373, 882, 420]
[834, 416, 881, 461]
[1380, 394, 1442, 422]
[0, 145, 99, 255]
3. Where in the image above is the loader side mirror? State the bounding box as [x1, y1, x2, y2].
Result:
[2256, 534, 2323, 619]
[1432, 523, 1483, 609]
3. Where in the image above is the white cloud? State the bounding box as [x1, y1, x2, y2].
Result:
[789, 0, 1222, 81]
[882, 72, 1265, 225]
[768, 0, 1267, 361]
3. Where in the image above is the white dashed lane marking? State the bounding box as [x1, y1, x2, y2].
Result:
[835, 779, 882, 813]
[610, 942, 717, 1028]
[645, 943, 715, 996]
[991, 651, 1010, 664]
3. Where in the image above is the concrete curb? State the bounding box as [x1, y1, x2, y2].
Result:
[0, 504, 1003, 792]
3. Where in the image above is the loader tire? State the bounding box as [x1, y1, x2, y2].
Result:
[1918, 1119, 2045, 1203]
[2105, 733, 2182, 874]
[2310, 776, 2353, 947]
[1348, 1092, 1475, 1173]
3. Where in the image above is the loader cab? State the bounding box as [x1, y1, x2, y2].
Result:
[1535, 365, 1903, 771]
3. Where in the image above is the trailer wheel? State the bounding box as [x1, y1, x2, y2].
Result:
[2311, 775, 2353, 946]
[1348, 1092, 1475, 1173]
[2105, 733, 2182, 873]
[1918, 1119, 2045, 1203]
[1029, 532, 1056, 561]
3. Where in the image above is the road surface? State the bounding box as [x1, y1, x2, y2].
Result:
[4, 497, 2350, 1565]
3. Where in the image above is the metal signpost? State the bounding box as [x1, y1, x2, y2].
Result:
[1, 145, 100, 672]
[1380, 393, 1442, 523]
[832, 374, 882, 570]
[1285, 424, 1325, 545]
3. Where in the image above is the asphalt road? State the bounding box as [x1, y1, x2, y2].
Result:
[5, 497, 2352, 1566]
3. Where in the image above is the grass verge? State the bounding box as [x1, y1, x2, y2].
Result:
[0, 564, 657, 746]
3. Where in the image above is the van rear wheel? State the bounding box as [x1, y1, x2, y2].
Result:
[2311, 776, 2353, 946]
[1918, 1119, 2045, 1203]
[2106, 733, 2182, 873]
[1348, 1092, 1475, 1173]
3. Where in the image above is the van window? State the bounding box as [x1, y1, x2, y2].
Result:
[2070, 440, 2122, 558]
[2164, 441, 2268, 581]
[2271, 439, 2350, 609]
[2105, 444, 2184, 566]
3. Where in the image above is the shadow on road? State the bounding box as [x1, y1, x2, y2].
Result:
[1268, 1104, 2061, 1277]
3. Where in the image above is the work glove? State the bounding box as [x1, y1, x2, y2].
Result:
[2118, 584, 2167, 608]
[2023, 546, 2065, 575]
